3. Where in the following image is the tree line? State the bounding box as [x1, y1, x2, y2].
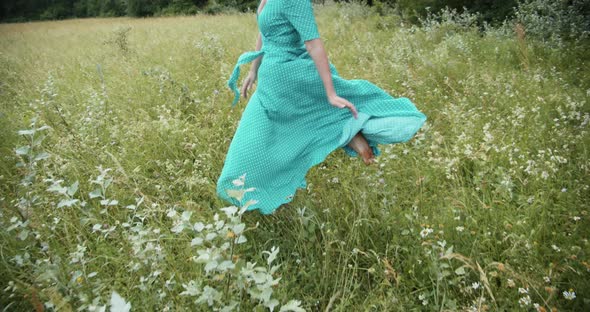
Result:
[1, 0, 589, 36]
[0, 0, 257, 22]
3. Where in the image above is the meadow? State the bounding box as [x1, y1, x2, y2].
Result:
[0, 2, 589, 311]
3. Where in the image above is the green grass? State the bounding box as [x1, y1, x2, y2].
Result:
[1, 2, 589, 311]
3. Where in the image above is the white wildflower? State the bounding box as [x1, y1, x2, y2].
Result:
[563, 289, 576, 300]
[420, 228, 433, 238]
[543, 276, 550, 283]
[518, 295, 531, 307]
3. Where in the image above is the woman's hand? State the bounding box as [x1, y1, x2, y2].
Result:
[329, 94, 358, 119]
[241, 70, 257, 100]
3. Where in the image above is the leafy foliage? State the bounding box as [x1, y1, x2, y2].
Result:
[0, 2, 588, 311]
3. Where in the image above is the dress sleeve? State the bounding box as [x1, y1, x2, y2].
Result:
[284, 0, 321, 42]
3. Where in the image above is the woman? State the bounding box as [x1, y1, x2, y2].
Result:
[216, 0, 427, 214]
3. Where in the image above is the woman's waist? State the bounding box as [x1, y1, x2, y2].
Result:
[261, 43, 306, 57]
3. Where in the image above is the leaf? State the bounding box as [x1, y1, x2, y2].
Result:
[181, 211, 193, 222]
[15, 146, 30, 155]
[57, 199, 79, 208]
[195, 252, 210, 263]
[445, 245, 454, 256]
[191, 237, 203, 246]
[109, 291, 131, 312]
[455, 266, 466, 275]
[266, 299, 280, 312]
[34, 152, 50, 161]
[18, 129, 35, 136]
[47, 184, 67, 194]
[232, 223, 246, 236]
[260, 287, 273, 303]
[205, 232, 217, 241]
[226, 189, 244, 202]
[279, 300, 305, 312]
[193, 222, 205, 232]
[252, 272, 268, 284]
[263, 246, 280, 266]
[104, 177, 113, 189]
[196, 286, 221, 307]
[67, 181, 79, 196]
[171, 222, 185, 234]
[180, 280, 201, 296]
[240, 199, 259, 214]
[220, 301, 239, 312]
[204, 260, 218, 274]
[218, 260, 235, 271]
[220, 206, 238, 217]
[17, 228, 29, 240]
[270, 264, 282, 275]
[89, 188, 102, 199]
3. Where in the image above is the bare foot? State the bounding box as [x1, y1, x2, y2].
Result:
[347, 132, 375, 165]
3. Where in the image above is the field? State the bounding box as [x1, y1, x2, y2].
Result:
[1, 2, 589, 311]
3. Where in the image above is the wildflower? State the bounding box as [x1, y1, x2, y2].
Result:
[418, 294, 428, 305]
[563, 289, 576, 300]
[472, 282, 480, 290]
[518, 295, 531, 307]
[561, 188, 567, 192]
[518, 287, 528, 294]
[551, 244, 561, 252]
[527, 196, 535, 204]
[456, 226, 464, 232]
[543, 276, 550, 283]
[507, 279, 515, 288]
[573, 216, 581, 221]
[420, 228, 433, 238]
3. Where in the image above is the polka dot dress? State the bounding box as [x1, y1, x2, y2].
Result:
[217, 0, 427, 214]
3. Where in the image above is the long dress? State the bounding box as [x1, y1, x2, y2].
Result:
[216, 0, 427, 215]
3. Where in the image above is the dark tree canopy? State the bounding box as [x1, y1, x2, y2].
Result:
[1, 0, 588, 40]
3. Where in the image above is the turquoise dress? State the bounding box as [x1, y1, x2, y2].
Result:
[216, 0, 427, 214]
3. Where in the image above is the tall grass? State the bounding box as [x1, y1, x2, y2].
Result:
[1, 2, 589, 311]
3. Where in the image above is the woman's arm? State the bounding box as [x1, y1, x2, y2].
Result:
[305, 38, 358, 119]
[249, 32, 263, 75]
[241, 32, 263, 100]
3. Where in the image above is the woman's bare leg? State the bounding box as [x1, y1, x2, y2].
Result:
[347, 131, 375, 165]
